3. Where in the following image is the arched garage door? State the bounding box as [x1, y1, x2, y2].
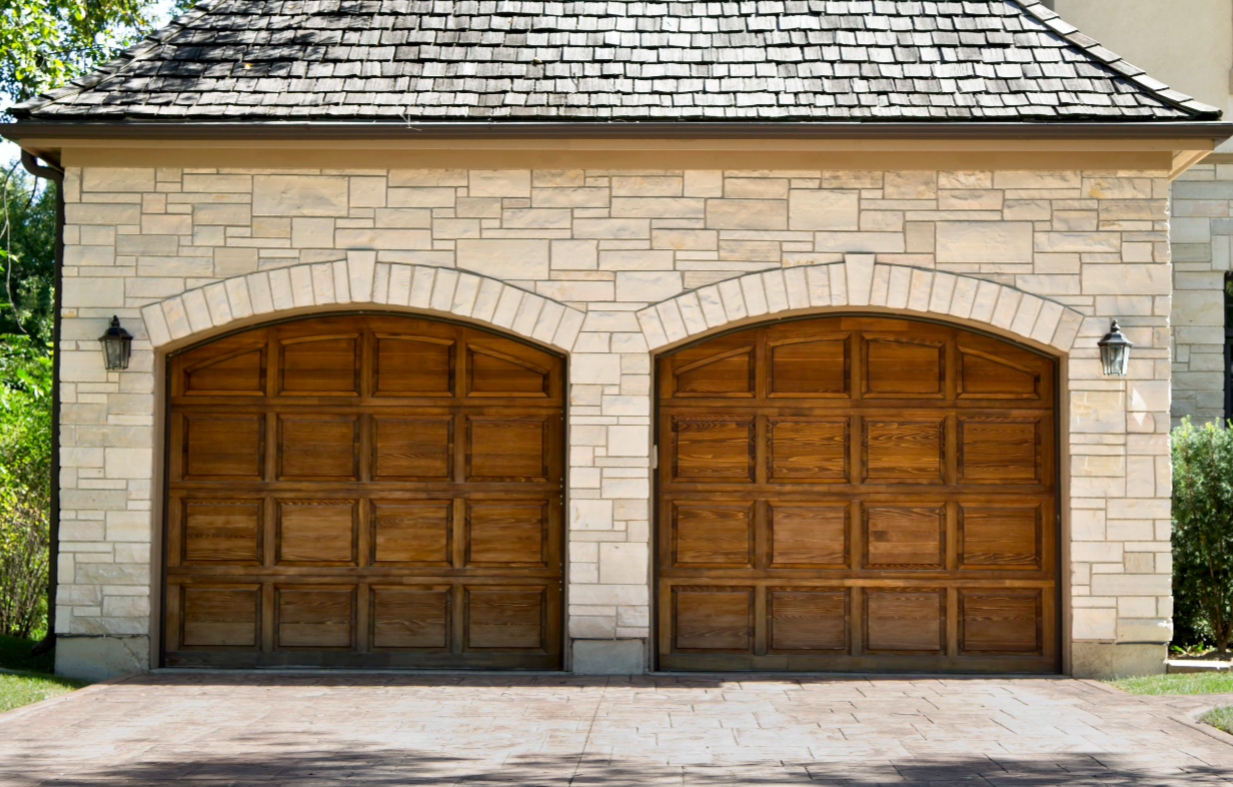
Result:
[163, 314, 564, 669]
[656, 316, 1058, 673]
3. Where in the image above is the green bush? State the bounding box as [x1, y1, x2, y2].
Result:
[0, 336, 51, 638]
[1172, 417, 1233, 654]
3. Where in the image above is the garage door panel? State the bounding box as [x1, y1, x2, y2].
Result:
[670, 416, 756, 482]
[671, 344, 756, 398]
[278, 415, 359, 480]
[179, 499, 263, 565]
[374, 336, 455, 397]
[182, 414, 264, 480]
[279, 335, 361, 396]
[166, 315, 564, 670]
[861, 418, 945, 484]
[373, 417, 454, 480]
[768, 589, 849, 653]
[371, 500, 452, 566]
[276, 586, 356, 649]
[371, 586, 451, 650]
[768, 417, 849, 482]
[671, 503, 754, 568]
[276, 499, 358, 566]
[656, 316, 1058, 673]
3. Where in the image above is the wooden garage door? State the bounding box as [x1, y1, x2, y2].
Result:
[656, 316, 1058, 673]
[163, 314, 564, 669]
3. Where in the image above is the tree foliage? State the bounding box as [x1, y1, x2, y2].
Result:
[0, 335, 51, 638]
[0, 168, 56, 343]
[1172, 417, 1233, 654]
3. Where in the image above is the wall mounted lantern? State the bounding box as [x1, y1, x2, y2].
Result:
[99, 316, 133, 371]
[1098, 319, 1132, 377]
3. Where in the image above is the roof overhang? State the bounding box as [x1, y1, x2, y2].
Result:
[7, 121, 1233, 178]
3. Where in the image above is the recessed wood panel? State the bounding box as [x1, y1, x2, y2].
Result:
[467, 417, 548, 481]
[671, 416, 754, 482]
[959, 505, 1042, 569]
[672, 503, 753, 567]
[864, 588, 946, 654]
[371, 586, 450, 650]
[276, 586, 355, 649]
[864, 505, 945, 569]
[768, 589, 848, 653]
[768, 418, 849, 482]
[374, 336, 454, 396]
[182, 500, 262, 565]
[673, 587, 753, 652]
[183, 415, 263, 479]
[181, 586, 259, 649]
[769, 338, 848, 396]
[167, 314, 565, 670]
[768, 505, 848, 568]
[373, 417, 453, 480]
[279, 335, 359, 395]
[655, 316, 1058, 674]
[958, 349, 1040, 399]
[960, 590, 1042, 655]
[468, 348, 549, 397]
[372, 501, 452, 566]
[465, 587, 545, 650]
[278, 415, 358, 480]
[959, 417, 1040, 484]
[277, 500, 358, 565]
[863, 337, 944, 397]
[183, 346, 265, 396]
[466, 502, 548, 567]
[863, 419, 945, 484]
[675, 348, 755, 397]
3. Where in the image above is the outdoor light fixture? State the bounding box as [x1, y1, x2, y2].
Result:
[1098, 319, 1132, 377]
[99, 316, 134, 372]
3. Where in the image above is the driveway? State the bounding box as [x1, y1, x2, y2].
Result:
[1, 674, 1232, 785]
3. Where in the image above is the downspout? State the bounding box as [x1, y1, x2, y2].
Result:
[19, 150, 63, 658]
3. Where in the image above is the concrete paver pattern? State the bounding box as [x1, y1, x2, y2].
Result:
[1, 674, 1232, 785]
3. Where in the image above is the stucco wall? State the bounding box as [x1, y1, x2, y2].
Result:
[56, 165, 1174, 678]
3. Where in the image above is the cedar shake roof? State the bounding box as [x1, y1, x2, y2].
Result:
[9, 0, 1223, 124]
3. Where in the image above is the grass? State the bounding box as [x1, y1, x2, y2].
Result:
[1201, 706, 1233, 735]
[0, 633, 87, 713]
[1108, 672, 1233, 695]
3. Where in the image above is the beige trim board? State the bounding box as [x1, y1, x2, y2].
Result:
[54, 144, 1180, 172]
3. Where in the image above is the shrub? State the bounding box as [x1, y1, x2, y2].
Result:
[1172, 417, 1233, 655]
[0, 336, 51, 638]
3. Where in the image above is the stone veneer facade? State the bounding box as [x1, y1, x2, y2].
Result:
[1171, 161, 1232, 426]
[56, 165, 1175, 679]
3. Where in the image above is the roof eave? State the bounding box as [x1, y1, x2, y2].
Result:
[5, 119, 1233, 143]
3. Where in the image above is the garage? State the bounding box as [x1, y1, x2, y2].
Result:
[163, 314, 564, 669]
[656, 316, 1059, 673]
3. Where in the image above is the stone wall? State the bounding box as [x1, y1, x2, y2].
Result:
[57, 165, 1175, 678]
[1170, 161, 1230, 426]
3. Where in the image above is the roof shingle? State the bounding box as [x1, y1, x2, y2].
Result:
[10, 0, 1223, 123]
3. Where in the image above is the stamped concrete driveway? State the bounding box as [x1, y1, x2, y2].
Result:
[1, 673, 1232, 786]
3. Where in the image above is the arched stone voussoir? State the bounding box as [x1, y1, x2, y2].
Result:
[139, 252, 587, 353]
[636, 255, 1085, 355]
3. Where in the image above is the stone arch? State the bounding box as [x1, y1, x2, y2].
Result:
[139, 253, 586, 353]
[635, 255, 1086, 355]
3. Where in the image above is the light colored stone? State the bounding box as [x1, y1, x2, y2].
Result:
[253, 175, 349, 216]
[457, 240, 550, 280]
[936, 222, 1033, 263]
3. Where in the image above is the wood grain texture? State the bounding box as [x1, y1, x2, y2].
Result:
[657, 316, 1058, 674]
[165, 314, 564, 669]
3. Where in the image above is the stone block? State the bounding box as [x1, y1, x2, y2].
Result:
[706, 199, 787, 230]
[193, 203, 251, 225]
[814, 232, 905, 253]
[788, 190, 859, 230]
[612, 197, 705, 218]
[253, 175, 348, 216]
[936, 222, 1032, 263]
[336, 229, 433, 251]
[571, 639, 645, 675]
[616, 271, 683, 302]
[82, 168, 155, 193]
[599, 544, 648, 584]
[469, 170, 531, 198]
[55, 635, 149, 681]
[457, 239, 549, 279]
[1080, 265, 1171, 295]
[1070, 642, 1166, 679]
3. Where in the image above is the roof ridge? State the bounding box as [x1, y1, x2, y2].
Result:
[9, 0, 225, 118]
[1014, 0, 1221, 119]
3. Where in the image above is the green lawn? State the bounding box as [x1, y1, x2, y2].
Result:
[0, 633, 87, 713]
[1201, 706, 1233, 735]
[1107, 672, 1233, 695]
